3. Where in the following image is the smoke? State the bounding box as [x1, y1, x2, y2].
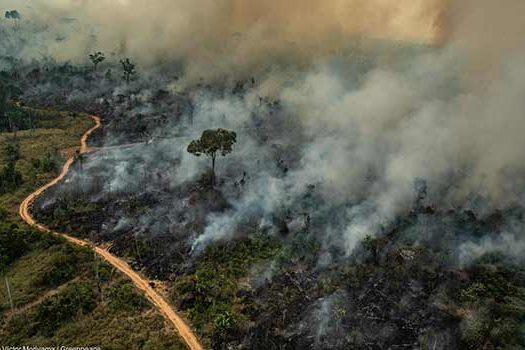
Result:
[1, 0, 443, 79]
[6, 0, 525, 262]
[3, 2, 522, 348]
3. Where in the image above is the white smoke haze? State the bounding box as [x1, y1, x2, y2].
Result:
[459, 233, 525, 267]
[183, 47, 525, 254]
[3, 0, 525, 262]
[1, 0, 443, 79]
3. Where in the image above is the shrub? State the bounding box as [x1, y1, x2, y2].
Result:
[213, 310, 234, 334]
[3, 142, 20, 162]
[35, 281, 96, 336]
[0, 160, 22, 193]
[33, 253, 78, 288]
[0, 221, 33, 270]
[108, 280, 149, 312]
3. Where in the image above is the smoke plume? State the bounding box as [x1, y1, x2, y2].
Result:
[3, 0, 525, 261]
[1, 0, 443, 77]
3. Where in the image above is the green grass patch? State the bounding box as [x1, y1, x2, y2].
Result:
[0, 108, 186, 349]
[0, 108, 93, 217]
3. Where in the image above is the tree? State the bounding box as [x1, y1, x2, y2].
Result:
[4, 108, 24, 139]
[0, 160, 22, 193]
[4, 142, 20, 162]
[213, 310, 235, 344]
[187, 128, 237, 186]
[0, 82, 23, 133]
[89, 52, 105, 72]
[0, 142, 22, 193]
[5, 10, 20, 28]
[0, 82, 6, 128]
[362, 235, 388, 265]
[120, 58, 136, 84]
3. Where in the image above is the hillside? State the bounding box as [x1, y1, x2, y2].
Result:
[0, 107, 185, 350]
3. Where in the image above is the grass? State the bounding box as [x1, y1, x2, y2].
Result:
[0, 110, 93, 217]
[0, 247, 80, 309]
[0, 107, 186, 349]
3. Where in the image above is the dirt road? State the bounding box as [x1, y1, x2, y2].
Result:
[19, 115, 203, 350]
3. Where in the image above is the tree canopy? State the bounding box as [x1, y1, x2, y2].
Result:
[188, 129, 237, 158]
[5, 10, 20, 20]
[5, 10, 21, 28]
[120, 58, 136, 84]
[187, 128, 237, 185]
[89, 52, 106, 71]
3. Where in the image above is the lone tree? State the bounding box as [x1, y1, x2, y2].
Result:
[5, 10, 20, 27]
[187, 128, 237, 186]
[120, 58, 136, 84]
[89, 52, 105, 71]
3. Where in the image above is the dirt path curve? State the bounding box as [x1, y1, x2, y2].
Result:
[19, 115, 203, 350]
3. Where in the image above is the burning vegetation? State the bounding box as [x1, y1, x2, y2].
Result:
[2, 0, 525, 349]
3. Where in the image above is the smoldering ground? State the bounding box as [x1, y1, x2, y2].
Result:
[55, 53, 525, 257]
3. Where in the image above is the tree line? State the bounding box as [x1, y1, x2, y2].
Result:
[88, 52, 136, 84]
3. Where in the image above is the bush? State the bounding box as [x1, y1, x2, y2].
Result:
[213, 310, 235, 334]
[461, 283, 490, 304]
[460, 308, 491, 349]
[0, 206, 7, 220]
[33, 253, 79, 288]
[3, 142, 20, 162]
[30, 157, 41, 169]
[30, 152, 58, 173]
[3, 313, 36, 341]
[108, 280, 149, 312]
[35, 281, 97, 336]
[0, 160, 23, 193]
[41, 152, 58, 172]
[211, 309, 237, 348]
[0, 221, 35, 270]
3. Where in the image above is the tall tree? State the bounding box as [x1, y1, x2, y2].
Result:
[187, 128, 237, 186]
[4, 108, 23, 139]
[0, 82, 6, 130]
[120, 58, 136, 84]
[89, 52, 106, 72]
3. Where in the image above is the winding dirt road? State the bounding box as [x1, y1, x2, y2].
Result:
[19, 115, 203, 350]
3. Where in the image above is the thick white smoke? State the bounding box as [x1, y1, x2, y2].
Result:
[5, 0, 525, 260]
[0, 0, 441, 78]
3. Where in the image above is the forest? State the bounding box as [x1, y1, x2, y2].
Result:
[1, 1, 525, 349]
